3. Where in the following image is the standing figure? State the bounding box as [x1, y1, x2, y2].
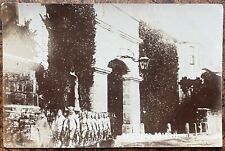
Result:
[67, 107, 78, 147]
[166, 123, 172, 134]
[97, 113, 104, 141]
[105, 113, 111, 139]
[36, 111, 51, 147]
[94, 113, 100, 142]
[80, 112, 88, 146]
[92, 113, 98, 143]
[61, 111, 69, 147]
[110, 113, 116, 139]
[86, 112, 93, 145]
[185, 123, 190, 137]
[52, 109, 65, 147]
[102, 113, 107, 140]
[73, 110, 80, 146]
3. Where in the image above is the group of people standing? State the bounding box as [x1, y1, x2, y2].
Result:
[36, 106, 112, 147]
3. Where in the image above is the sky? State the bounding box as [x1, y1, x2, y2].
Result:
[18, 3, 48, 67]
[17, 3, 223, 78]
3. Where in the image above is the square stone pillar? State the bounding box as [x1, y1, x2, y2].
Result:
[89, 67, 111, 112]
[122, 75, 142, 134]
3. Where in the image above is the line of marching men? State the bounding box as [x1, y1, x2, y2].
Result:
[49, 106, 111, 147]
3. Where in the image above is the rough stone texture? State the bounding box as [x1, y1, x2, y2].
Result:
[0, 0, 224, 150]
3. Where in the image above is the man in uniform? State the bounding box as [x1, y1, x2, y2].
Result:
[73, 108, 80, 146]
[69, 107, 79, 147]
[97, 113, 104, 141]
[52, 109, 65, 147]
[86, 112, 93, 145]
[80, 111, 88, 146]
[105, 113, 111, 139]
[91, 112, 98, 143]
[36, 111, 51, 147]
[61, 111, 69, 147]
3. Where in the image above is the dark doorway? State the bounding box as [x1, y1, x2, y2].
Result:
[108, 59, 128, 136]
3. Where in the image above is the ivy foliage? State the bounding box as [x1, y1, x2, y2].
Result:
[139, 21, 179, 133]
[38, 4, 96, 111]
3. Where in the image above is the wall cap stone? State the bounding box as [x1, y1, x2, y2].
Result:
[123, 75, 143, 81]
[93, 66, 112, 75]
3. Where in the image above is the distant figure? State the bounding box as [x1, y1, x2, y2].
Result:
[36, 111, 51, 147]
[198, 123, 203, 134]
[166, 123, 172, 134]
[185, 123, 190, 137]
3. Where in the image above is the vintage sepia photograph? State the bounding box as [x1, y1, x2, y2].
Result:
[2, 3, 223, 148]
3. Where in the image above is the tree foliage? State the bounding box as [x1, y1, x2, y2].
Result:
[175, 70, 222, 133]
[139, 21, 179, 133]
[38, 4, 96, 111]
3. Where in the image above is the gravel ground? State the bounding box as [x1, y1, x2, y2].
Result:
[114, 133, 222, 147]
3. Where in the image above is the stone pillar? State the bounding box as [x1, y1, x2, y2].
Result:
[194, 123, 197, 136]
[89, 67, 111, 112]
[122, 75, 142, 134]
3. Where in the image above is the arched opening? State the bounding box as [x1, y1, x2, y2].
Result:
[108, 59, 128, 136]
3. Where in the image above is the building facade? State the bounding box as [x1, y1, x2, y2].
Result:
[89, 4, 143, 134]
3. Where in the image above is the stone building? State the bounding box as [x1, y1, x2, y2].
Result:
[2, 3, 40, 111]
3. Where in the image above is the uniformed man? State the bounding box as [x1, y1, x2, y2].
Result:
[92, 112, 98, 143]
[61, 111, 69, 147]
[90, 112, 97, 143]
[94, 113, 100, 142]
[52, 109, 65, 147]
[105, 113, 111, 139]
[68, 107, 79, 147]
[36, 111, 51, 147]
[97, 113, 104, 140]
[80, 112, 88, 146]
[73, 109, 80, 146]
[86, 112, 93, 145]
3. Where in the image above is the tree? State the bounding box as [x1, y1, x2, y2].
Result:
[175, 69, 222, 133]
[41, 4, 96, 111]
[139, 21, 179, 133]
[200, 69, 222, 110]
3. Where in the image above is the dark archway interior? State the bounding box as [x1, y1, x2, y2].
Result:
[108, 59, 128, 136]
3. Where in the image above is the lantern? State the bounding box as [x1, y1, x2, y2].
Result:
[139, 56, 150, 70]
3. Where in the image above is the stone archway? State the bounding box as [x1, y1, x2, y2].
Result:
[89, 57, 142, 135]
[108, 58, 142, 135]
[108, 59, 129, 136]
